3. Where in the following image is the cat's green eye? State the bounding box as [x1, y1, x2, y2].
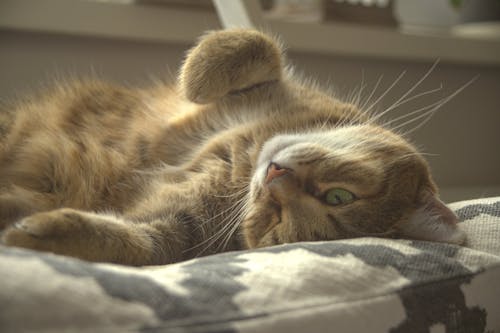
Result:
[325, 188, 356, 206]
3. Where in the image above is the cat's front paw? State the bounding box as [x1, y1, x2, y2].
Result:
[1, 208, 160, 264]
[1, 209, 91, 256]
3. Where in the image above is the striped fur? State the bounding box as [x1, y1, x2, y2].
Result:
[0, 30, 464, 265]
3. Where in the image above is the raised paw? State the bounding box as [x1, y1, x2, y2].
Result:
[180, 29, 283, 104]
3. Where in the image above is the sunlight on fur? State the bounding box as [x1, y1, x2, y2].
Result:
[0, 29, 467, 265]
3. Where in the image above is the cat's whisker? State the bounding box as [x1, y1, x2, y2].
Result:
[338, 108, 362, 128]
[340, 74, 387, 128]
[402, 108, 439, 136]
[364, 71, 407, 122]
[393, 106, 444, 136]
[392, 151, 440, 165]
[351, 84, 367, 108]
[393, 77, 477, 135]
[381, 97, 447, 129]
[190, 196, 248, 255]
[354, 69, 366, 107]
[192, 202, 240, 232]
[344, 71, 366, 108]
[372, 84, 443, 126]
[359, 74, 384, 112]
[187, 216, 235, 254]
[401, 151, 439, 159]
[218, 200, 249, 252]
[336, 89, 375, 128]
[389, 83, 443, 113]
[190, 191, 248, 237]
[196, 194, 248, 228]
[375, 60, 439, 119]
[213, 191, 247, 199]
[319, 109, 338, 130]
[212, 184, 249, 198]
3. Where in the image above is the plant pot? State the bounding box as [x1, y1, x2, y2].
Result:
[459, 0, 500, 23]
[393, 0, 459, 33]
[453, 0, 500, 39]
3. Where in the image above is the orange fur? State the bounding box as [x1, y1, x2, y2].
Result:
[0, 29, 464, 266]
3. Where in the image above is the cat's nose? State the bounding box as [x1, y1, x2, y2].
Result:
[265, 162, 292, 184]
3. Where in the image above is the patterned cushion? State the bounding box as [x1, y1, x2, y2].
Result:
[1, 197, 499, 333]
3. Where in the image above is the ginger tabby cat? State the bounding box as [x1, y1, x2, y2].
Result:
[0, 30, 465, 266]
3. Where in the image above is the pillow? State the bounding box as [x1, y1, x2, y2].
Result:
[1, 197, 499, 333]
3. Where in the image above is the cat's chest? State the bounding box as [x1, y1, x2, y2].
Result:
[158, 112, 267, 166]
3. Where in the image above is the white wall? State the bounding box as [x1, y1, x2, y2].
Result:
[1, 30, 499, 202]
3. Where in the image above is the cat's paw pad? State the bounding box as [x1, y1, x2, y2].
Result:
[1, 209, 87, 253]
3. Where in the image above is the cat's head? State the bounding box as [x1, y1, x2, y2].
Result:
[244, 125, 465, 247]
[180, 29, 466, 248]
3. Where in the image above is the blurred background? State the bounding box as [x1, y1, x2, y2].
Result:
[1, 0, 499, 202]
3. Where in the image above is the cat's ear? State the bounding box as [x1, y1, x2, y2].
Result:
[179, 29, 283, 104]
[399, 192, 466, 245]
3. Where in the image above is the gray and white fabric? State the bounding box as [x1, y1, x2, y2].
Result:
[1, 197, 499, 333]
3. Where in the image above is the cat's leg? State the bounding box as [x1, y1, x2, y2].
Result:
[0, 187, 53, 230]
[1, 208, 187, 265]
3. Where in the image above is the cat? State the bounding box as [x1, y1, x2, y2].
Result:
[0, 29, 465, 266]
